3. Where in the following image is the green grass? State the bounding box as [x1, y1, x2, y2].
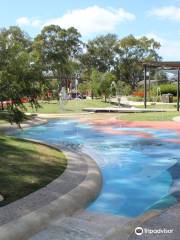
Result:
[2, 100, 180, 122]
[0, 119, 7, 124]
[135, 104, 177, 109]
[0, 136, 67, 206]
[117, 111, 180, 121]
[26, 99, 114, 114]
[25, 99, 180, 121]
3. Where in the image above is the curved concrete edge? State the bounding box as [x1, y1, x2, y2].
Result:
[0, 140, 102, 240]
[0, 117, 47, 134]
[32, 113, 94, 121]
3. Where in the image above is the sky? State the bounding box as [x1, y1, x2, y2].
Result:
[1, 0, 180, 60]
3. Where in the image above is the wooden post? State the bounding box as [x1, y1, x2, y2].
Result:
[177, 68, 180, 111]
[144, 65, 147, 109]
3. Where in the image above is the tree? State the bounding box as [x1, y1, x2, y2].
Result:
[0, 26, 45, 125]
[90, 70, 101, 99]
[78, 83, 90, 96]
[80, 34, 118, 73]
[100, 73, 116, 102]
[115, 35, 161, 89]
[33, 25, 82, 89]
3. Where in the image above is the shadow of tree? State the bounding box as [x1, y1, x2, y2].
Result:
[0, 136, 67, 206]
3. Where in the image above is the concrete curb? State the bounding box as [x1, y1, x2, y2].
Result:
[0, 140, 102, 240]
[0, 117, 47, 134]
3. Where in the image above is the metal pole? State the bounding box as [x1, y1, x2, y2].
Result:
[144, 65, 147, 109]
[148, 70, 151, 101]
[177, 68, 180, 111]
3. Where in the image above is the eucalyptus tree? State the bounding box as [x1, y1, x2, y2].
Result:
[33, 25, 82, 89]
[79, 34, 118, 96]
[100, 72, 117, 102]
[115, 35, 161, 89]
[80, 34, 118, 73]
[0, 26, 44, 125]
[90, 69, 102, 99]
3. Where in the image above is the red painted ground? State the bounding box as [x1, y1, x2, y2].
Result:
[79, 118, 180, 143]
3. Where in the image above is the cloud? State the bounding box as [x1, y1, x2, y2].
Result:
[149, 6, 180, 21]
[140, 33, 180, 60]
[16, 17, 30, 26]
[16, 17, 42, 27]
[44, 5, 136, 36]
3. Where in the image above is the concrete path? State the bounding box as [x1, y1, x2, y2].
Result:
[29, 211, 131, 240]
[112, 96, 176, 107]
[129, 204, 180, 240]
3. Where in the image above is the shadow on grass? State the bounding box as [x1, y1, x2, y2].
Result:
[0, 136, 67, 206]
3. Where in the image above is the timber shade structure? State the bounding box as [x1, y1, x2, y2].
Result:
[142, 61, 180, 111]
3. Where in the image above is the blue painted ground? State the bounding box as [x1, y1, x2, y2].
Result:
[12, 120, 179, 217]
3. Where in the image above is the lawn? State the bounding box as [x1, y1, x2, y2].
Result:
[135, 103, 177, 109]
[0, 136, 67, 206]
[25, 99, 114, 114]
[0, 119, 7, 124]
[117, 111, 180, 121]
[1, 99, 180, 122]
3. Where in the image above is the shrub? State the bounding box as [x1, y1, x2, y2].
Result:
[78, 83, 90, 95]
[151, 84, 177, 96]
[128, 96, 143, 102]
[116, 81, 132, 96]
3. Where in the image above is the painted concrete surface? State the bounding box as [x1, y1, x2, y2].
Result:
[0, 143, 102, 240]
[1, 117, 180, 240]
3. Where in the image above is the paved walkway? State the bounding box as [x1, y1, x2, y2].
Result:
[29, 205, 180, 240]
[112, 96, 176, 107]
[129, 204, 180, 240]
[29, 211, 131, 240]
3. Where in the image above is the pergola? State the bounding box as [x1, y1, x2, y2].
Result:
[142, 61, 180, 111]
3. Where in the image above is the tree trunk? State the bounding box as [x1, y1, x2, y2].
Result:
[0, 101, 4, 110]
[91, 91, 94, 99]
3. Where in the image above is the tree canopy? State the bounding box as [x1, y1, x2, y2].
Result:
[80, 34, 118, 73]
[0, 26, 44, 125]
[0, 25, 162, 124]
[33, 25, 82, 88]
[115, 35, 161, 88]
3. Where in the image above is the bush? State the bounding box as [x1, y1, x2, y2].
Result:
[78, 83, 90, 95]
[128, 96, 143, 102]
[116, 81, 132, 96]
[151, 84, 177, 96]
[100, 73, 116, 101]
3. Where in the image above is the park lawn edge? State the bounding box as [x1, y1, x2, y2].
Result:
[0, 135, 67, 207]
